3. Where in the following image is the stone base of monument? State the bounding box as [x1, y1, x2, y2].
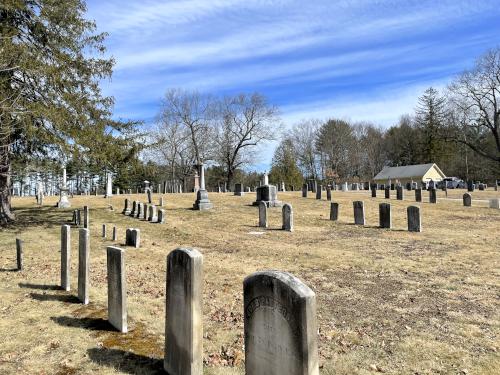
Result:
[252, 184, 282, 207]
[193, 189, 213, 210]
[57, 190, 71, 208]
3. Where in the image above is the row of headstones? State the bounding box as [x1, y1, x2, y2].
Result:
[122, 199, 166, 224]
[58, 227, 319, 374]
[72, 206, 90, 227]
[371, 186, 439, 203]
[258, 202, 293, 231]
[306, 181, 370, 193]
[329, 201, 423, 232]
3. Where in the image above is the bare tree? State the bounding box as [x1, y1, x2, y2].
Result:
[447, 48, 500, 163]
[290, 119, 321, 179]
[215, 93, 280, 187]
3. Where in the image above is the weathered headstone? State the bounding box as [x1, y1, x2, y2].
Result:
[463, 193, 472, 207]
[467, 180, 475, 192]
[130, 201, 137, 217]
[61, 225, 71, 291]
[147, 188, 153, 203]
[353, 201, 365, 225]
[371, 186, 377, 198]
[243, 271, 319, 375]
[158, 209, 166, 224]
[478, 183, 485, 191]
[429, 188, 437, 204]
[122, 199, 131, 215]
[258, 201, 268, 228]
[193, 163, 213, 210]
[326, 186, 331, 201]
[106, 246, 127, 333]
[159, 197, 164, 207]
[164, 248, 203, 375]
[136, 202, 143, 218]
[16, 238, 23, 271]
[282, 203, 293, 232]
[407, 206, 422, 232]
[379, 203, 392, 229]
[489, 198, 500, 209]
[302, 184, 308, 198]
[148, 205, 157, 222]
[78, 228, 90, 304]
[396, 186, 404, 200]
[330, 202, 339, 221]
[315, 186, 322, 200]
[384, 186, 390, 199]
[112, 226, 118, 241]
[415, 188, 422, 202]
[125, 228, 140, 248]
[83, 206, 89, 229]
[142, 203, 149, 220]
[102, 224, 107, 238]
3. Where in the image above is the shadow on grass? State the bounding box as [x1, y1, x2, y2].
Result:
[30, 292, 80, 303]
[7, 206, 72, 229]
[51, 316, 116, 332]
[87, 347, 164, 374]
[0, 268, 19, 272]
[19, 282, 60, 290]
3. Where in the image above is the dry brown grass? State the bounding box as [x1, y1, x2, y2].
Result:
[0, 188, 499, 374]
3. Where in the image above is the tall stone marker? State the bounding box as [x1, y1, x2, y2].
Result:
[463, 193, 472, 207]
[122, 199, 131, 215]
[147, 188, 152, 204]
[330, 202, 339, 221]
[158, 209, 166, 224]
[193, 163, 213, 210]
[83, 206, 89, 229]
[78, 228, 90, 304]
[316, 186, 322, 200]
[102, 224, 107, 238]
[415, 188, 422, 202]
[407, 206, 422, 232]
[106, 246, 127, 333]
[16, 238, 23, 271]
[148, 205, 158, 222]
[302, 184, 308, 198]
[429, 188, 437, 204]
[384, 186, 390, 199]
[353, 201, 365, 225]
[379, 203, 392, 229]
[326, 186, 332, 201]
[259, 201, 268, 228]
[396, 186, 404, 200]
[164, 248, 203, 375]
[112, 226, 118, 241]
[371, 186, 377, 198]
[244, 271, 319, 375]
[282, 203, 293, 232]
[61, 225, 71, 291]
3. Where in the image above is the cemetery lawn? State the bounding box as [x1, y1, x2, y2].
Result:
[0, 190, 499, 375]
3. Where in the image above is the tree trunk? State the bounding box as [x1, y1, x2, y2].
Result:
[227, 168, 234, 191]
[0, 146, 15, 223]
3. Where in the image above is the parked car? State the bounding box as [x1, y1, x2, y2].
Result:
[439, 177, 464, 189]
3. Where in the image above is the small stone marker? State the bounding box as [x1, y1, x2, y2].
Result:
[83, 206, 89, 229]
[415, 188, 422, 202]
[244, 271, 319, 375]
[164, 248, 203, 375]
[112, 226, 118, 241]
[371, 186, 377, 198]
[429, 188, 437, 204]
[302, 184, 308, 198]
[16, 238, 23, 271]
[122, 199, 131, 215]
[489, 198, 500, 209]
[258, 201, 268, 228]
[78, 228, 90, 304]
[379, 203, 392, 229]
[384, 186, 390, 199]
[125, 228, 140, 248]
[407, 206, 422, 232]
[353, 201, 365, 225]
[282, 203, 293, 232]
[106, 246, 127, 333]
[326, 186, 332, 201]
[159, 197, 164, 206]
[61, 225, 71, 291]
[396, 186, 404, 200]
[316, 186, 322, 200]
[148, 205, 157, 222]
[463, 193, 472, 207]
[102, 224, 107, 238]
[158, 209, 166, 224]
[330, 202, 339, 221]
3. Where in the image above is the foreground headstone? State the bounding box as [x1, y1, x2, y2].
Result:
[258, 201, 268, 228]
[330, 202, 339, 221]
[125, 228, 140, 248]
[244, 271, 319, 375]
[415, 188, 422, 202]
[158, 209, 166, 224]
[489, 198, 500, 209]
[78, 228, 90, 304]
[407, 206, 422, 232]
[463, 193, 472, 207]
[61, 225, 71, 291]
[16, 238, 23, 271]
[396, 186, 404, 200]
[282, 203, 293, 232]
[429, 188, 437, 204]
[353, 201, 365, 225]
[83, 206, 89, 229]
[106, 246, 127, 332]
[164, 248, 203, 375]
[379, 203, 392, 229]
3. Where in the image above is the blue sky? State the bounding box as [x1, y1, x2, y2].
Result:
[86, 0, 500, 170]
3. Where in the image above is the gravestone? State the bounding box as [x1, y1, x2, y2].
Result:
[384, 186, 390, 199]
[253, 172, 282, 207]
[142, 204, 149, 220]
[125, 228, 140, 248]
[147, 188, 153, 203]
[112, 226, 118, 241]
[136, 202, 143, 219]
[302, 184, 308, 198]
[282, 203, 293, 232]
[148, 205, 157, 222]
[130, 201, 137, 217]
[415, 188, 422, 202]
[407, 206, 422, 232]
[78, 228, 90, 304]
[330, 202, 339, 221]
[478, 183, 485, 191]
[406, 182, 412, 191]
[489, 198, 500, 209]
[57, 167, 71, 208]
[467, 180, 475, 192]
[258, 201, 268, 228]
[61, 225, 71, 291]
[353, 201, 365, 225]
[396, 186, 404, 200]
[107, 246, 127, 333]
[243, 271, 319, 375]
[16, 238, 23, 271]
[102, 224, 107, 238]
[379, 203, 392, 229]
[429, 188, 437, 204]
[234, 183, 244, 196]
[122, 199, 131, 215]
[159, 197, 164, 206]
[193, 163, 213, 210]
[83, 206, 89, 229]
[164, 248, 203, 375]
[326, 186, 332, 201]
[463, 193, 472, 207]
[158, 209, 166, 224]
[371, 187, 377, 198]
[316, 186, 322, 200]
